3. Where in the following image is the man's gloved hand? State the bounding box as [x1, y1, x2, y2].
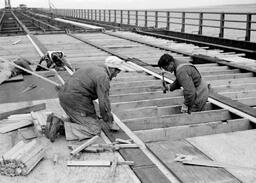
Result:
[181, 104, 189, 113]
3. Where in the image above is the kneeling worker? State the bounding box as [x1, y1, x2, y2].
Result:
[47, 56, 127, 142]
[158, 53, 208, 113]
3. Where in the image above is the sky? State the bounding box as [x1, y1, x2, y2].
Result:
[0, 0, 255, 9]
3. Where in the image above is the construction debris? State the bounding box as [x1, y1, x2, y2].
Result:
[0, 139, 45, 177]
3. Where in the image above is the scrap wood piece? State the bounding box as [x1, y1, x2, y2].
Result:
[12, 40, 21, 45]
[0, 103, 46, 120]
[18, 127, 37, 140]
[110, 156, 118, 181]
[67, 160, 111, 167]
[0, 120, 33, 134]
[182, 159, 256, 170]
[3, 75, 23, 83]
[8, 113, 32, 120]
[68, 145, 104, 153]
[175, 154, 256, 170]
[70, 135, 100, 156]
[67, 160, 134, 167]
[115, 138, 132, 144]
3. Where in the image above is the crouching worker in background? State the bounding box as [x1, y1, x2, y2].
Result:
[0, 58, 32, 85]
[35, 51, 73, 72]
[158, 53, 209, 114]
[46, 56, 128, 142]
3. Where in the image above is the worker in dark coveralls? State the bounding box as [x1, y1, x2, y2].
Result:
[47, 56, 128, 142]
[158, 53, 208, 113]
[35, 51, 73, 71]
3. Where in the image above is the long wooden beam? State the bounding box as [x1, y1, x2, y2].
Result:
[135, 118, 250, 143]
[122, 109, 232, 131]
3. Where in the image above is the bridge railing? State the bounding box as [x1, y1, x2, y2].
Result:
[34, 8, 256, 42]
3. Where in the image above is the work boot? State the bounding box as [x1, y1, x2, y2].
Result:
[48, 115, 64, 142]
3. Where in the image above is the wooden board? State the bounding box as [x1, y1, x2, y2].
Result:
[147, 140, 240, 183]
[187, 129, 256, 183]
[3, 75, 24, 83]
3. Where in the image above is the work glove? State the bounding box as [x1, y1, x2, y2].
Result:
[181, 104, 189, 113]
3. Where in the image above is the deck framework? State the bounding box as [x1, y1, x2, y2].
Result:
[0, 8, 256, 183]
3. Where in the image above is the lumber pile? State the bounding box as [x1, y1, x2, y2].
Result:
[0, 139, 45, 177]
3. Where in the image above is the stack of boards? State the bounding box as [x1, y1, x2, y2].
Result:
[0, 139, 45, 177]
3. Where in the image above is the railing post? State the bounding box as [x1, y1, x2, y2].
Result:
[121, 10, 123, 24]
[99, 10, 101, 21]
[128, 10, 130, 25]
[198, 12, 203, 35]
[166, 11, 170, 30]
[245, 13, 252, 41]
[145, 11, 148, 27]
[109, 10, 111, 22]
[219, 13, 225, 38]
[95, 9, 97, 20]
[155, 11, 158, 28]
[84, 10, 86, 19]
[114, 10, 117, 23]
[135, 11, 138, 26]
[181, 12, 185, 33]
[104, 10, 106, 22]
[91, 9, 93, 20]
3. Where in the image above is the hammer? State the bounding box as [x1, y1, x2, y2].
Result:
[161, 72, 167, 93]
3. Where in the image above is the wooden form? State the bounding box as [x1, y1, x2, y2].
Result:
[0, 139, 45, 176]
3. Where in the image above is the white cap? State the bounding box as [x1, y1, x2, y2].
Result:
[105, 56, 127, 71]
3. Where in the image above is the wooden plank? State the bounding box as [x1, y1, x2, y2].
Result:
[110, 92, 182, 103]
[111, 80, 161, 89]
[204, 73, 253, 81]
[67, 160, 111, 167]
[135, 118, 251, 142]
[3, 75, 24, 83]
[112, 97, 183, 111]
[0, 103, 46, 120]
[123, 109, 232, 130]
[187, 129, 256, 183]
[70, 135, 100, 155]
[0, 120, 33, 133]
[147, 140, 239, 183]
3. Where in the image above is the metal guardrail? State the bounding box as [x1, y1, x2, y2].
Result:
[34, 8, 256, 42]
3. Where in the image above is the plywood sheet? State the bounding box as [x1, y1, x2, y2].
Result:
[147, 140, 239, 183]
[187, 129, 256, 183]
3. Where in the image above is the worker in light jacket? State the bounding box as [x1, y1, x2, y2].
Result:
[158, 53, 209, 114]
[47, 56, 128, 142]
